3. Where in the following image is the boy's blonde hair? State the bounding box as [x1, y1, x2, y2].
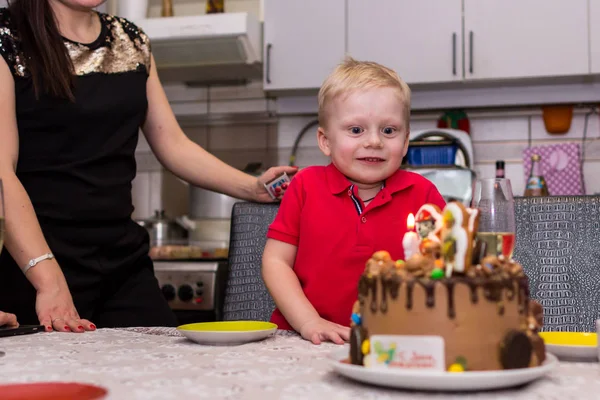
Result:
[318, 57, 411, 129]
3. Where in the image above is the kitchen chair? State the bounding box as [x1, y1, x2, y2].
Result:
[223, 202, 279, 322]
[514, 195, 600, 332]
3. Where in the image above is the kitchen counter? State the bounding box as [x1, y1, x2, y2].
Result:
[0, 328, 598, 399]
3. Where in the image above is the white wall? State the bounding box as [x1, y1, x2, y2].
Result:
[273, 107, 600, 198]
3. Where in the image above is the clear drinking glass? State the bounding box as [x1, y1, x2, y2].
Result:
[471, 178, 516, 259]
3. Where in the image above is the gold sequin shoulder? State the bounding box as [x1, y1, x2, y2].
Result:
[0, 8, 26, 76]
[0, 8, 152, 78]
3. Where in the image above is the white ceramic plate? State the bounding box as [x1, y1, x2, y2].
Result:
[539, 332, 598, 361]
[177, 321, 277, 346]
[544, 343, 597, 361]
[329, 347, 557, 392]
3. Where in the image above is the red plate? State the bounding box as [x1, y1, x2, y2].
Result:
[0, 382, 108, 400]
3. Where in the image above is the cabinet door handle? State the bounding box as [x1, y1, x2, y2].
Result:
[266, 43, 273, 84]
[469, 31, 474, 74]
[452, 32, 457, 75]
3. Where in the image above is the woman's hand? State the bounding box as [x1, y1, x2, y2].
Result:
[35, 284, 95, 333]
[253, 166, 299, 203]
[299, 317, 350, 345]
[0, 311, 18, 328]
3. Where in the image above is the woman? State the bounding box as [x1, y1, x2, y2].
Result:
[0, 0, 296, 333]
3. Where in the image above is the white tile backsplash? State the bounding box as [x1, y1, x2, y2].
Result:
[274, 109, 600, 198]
[208, 124, 269, 150]
[471, 116, 529, 142]
[185, 126, 208, 148]
[409, 119, 437, 132]
[133, 89, 600, 218]
[277, 116, 320, 148]
[530, 112, 600, 140]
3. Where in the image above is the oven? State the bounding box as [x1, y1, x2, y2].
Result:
[153, 259, 229, 325]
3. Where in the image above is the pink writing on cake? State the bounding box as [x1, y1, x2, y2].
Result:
[390, 351, 437, 368]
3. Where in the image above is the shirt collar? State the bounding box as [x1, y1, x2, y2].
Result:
[325, 163, 418, 196]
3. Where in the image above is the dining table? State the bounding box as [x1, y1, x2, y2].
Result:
[0, 327, 598, 399]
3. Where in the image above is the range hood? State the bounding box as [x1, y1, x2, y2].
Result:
[139, 13, 263, 85]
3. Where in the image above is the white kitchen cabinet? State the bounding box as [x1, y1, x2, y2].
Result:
[464, 0, 589, 80]
[590, 0, 600, 73]
[347, 0, 462, 84]
[263, 0, 346, 91]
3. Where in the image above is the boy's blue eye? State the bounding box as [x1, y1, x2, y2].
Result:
[350, 127, 363, 134]
[383, 127, 395, 135]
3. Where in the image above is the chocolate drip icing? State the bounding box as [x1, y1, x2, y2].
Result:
[517, 277, 530, 315]
[468, 282, 479, 304]
[389, 275, 401, 300]
[506, 282, 516, 301]
[364, 273, 529, 320]
[379, 275, 402, 314]
[380, 276, 388, 314]
[446, 281, 456, 318]
[419, 281, 436, 308]
[357, 275, 379, 314]
[406, 281, 414, 310]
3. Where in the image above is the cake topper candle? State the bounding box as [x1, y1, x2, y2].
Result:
[402, 213, 420, 260]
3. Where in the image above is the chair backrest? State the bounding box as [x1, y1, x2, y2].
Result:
[223, 202, 279, 322]
[513, 195, 600, 332]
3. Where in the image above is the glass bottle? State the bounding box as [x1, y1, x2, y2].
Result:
[495, 160, 505, 179]
[161, 0, 174, 17]
[524, 154, 549, 197]
[206, 0, 225, 14]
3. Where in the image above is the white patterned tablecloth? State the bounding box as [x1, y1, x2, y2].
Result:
[0, 328, 598, 400]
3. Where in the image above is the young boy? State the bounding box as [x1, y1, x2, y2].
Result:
[261, 58, 446, 345]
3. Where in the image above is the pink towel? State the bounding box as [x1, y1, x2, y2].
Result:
[522, 143, 585, 195]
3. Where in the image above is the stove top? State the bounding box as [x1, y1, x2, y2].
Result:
[153, 259, 228, 315]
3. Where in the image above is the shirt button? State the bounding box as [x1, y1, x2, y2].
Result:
[361, 216, 367, 223]
[348, 190, 352, 196]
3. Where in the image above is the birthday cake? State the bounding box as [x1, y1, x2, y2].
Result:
[349, 201, 545, 372]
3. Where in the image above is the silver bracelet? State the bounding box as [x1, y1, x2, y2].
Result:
[22, 253, 54, 274]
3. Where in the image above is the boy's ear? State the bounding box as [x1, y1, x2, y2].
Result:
[317, 127, 331, 157]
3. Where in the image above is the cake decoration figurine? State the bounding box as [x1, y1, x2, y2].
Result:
[415, 204, 443, 258]
[440, 202, 480, 277]
[349, 201, 545, 372]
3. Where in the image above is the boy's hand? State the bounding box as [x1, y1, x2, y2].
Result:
[299, 317, 350, 345]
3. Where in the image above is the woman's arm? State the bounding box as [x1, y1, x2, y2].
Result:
[261, 238, 349, 344]
[0, 58, 93, 333]
[141, 55, 296, 202]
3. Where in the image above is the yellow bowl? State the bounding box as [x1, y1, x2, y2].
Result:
[177, 321, 278, 345]
[539, 332, 597, 347]
[178, 321, 277, 332]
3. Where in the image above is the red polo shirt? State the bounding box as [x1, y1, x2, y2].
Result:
[266, 163, 446, 331]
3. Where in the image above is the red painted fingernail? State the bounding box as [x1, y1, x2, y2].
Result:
[64, 326, 71, 331]
[90, 324, 96, 330]
[46, 326, 52, 331]
[78, 326, 84, 331]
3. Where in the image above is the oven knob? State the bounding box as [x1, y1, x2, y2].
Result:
[195, 287, 204, 296]
[178, 284, 194, 302]
[161, 284, 176, 301]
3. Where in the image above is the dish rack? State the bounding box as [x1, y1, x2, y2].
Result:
[406, 139, 459, 166]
